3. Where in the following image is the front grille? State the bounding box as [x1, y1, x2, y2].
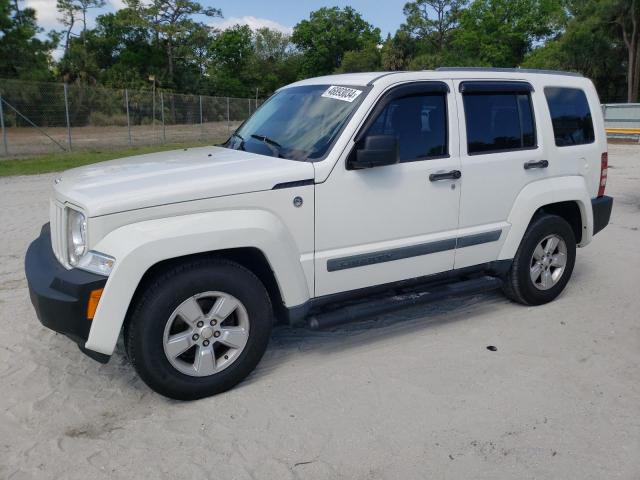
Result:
[50, 200, 67, 266]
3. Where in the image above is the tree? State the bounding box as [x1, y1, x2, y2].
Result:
[603, 0, 640, 102]
[381, 31, 418, 70]
[254, 27, 291, 62]
[58, 7, 156, 87]
[451, 0, 565, 67]
[336, 44, 381, 73]
[10, 0, 635, 102]
[77, 0, 105, 35]
[57, 0, 78, 53]
[207, 24, 255, 96]
[522, 0, 629, 102]
[402, 0, 466, 52]
[127, 0, 221, 88]
[393, 0, 467, 70]
[0, 0, 56, 80]
[57, 0, 105, 53]
[252, 28, 300, 95]
[209, 24, 253, 70]
[53, 6, 301, 96]
[291, 7, 381, 76]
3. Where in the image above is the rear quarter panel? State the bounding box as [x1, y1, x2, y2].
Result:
[534, 76, 606, 199]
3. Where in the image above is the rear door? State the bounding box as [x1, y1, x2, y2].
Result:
[454, 80, 549, 269]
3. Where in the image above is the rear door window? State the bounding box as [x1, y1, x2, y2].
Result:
[463, 91, 536, 154]
[544, 87, 594, 146]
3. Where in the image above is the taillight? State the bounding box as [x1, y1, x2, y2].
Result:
[598, 152, 608, 197]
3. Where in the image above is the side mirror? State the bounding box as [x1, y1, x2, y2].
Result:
[348, 135, 399, 170]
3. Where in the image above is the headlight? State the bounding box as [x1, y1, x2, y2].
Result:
[67, 208, 87, 266]
[65, 207, 115, 275]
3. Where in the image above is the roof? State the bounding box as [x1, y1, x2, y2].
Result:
[435, 67, 583, 77]
[284, 68, 587, 90]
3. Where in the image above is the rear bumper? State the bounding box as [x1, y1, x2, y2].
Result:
[592, 196, 613, 236]
[25, 224, 110, 363]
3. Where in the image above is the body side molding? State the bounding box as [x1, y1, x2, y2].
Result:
[327, 230, 502, 272]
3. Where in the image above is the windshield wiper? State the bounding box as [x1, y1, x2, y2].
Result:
[251, 134, 282, 148]
[251, 134, 283, 158]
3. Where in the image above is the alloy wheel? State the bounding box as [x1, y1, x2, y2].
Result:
[529, 234, 568, 291]
[162, 291, 250, 377]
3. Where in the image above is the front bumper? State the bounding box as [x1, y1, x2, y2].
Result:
[592, 195, 613, 236]
[25, 223, 110, 363]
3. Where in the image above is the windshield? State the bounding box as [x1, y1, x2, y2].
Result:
[223, 84, 367, 161]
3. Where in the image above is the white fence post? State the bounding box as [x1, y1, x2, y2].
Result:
[63, 83, 72, 151]
[0, 94, 7, 156]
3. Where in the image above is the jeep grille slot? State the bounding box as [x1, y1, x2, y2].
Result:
[50, 201, 66, 265]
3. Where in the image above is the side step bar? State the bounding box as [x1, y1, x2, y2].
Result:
[307, 276, 503, 330]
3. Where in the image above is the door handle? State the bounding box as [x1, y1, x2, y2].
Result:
[524, 160, 549, 170]
[429, 170, 461, 182]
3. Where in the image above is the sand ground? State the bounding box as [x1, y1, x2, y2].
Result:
[0, 144, 638, 479]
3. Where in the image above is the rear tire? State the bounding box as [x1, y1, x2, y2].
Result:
[503, 214, 576, 306]
[126, 259, 273, 400]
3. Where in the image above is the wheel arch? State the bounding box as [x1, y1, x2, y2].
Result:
[84, 210, 311, 356]
[534, 201, 584, 244]
[125, 248, 287, 332]
[498, 176, 593, 260]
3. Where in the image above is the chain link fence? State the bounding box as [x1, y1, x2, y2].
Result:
[5, 79, 637, 157]
[0, 79, 263, 157]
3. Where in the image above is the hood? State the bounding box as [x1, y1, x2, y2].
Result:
[53, 146, 315, 217]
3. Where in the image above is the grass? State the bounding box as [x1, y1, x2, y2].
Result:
[0, 141, 220, 177]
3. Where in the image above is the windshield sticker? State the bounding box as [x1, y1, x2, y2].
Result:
[321, 85, 363, 103]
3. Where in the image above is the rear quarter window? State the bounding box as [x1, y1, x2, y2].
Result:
[544, 87, 595, 147]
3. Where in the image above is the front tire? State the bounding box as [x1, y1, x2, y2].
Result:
[126, 259, 273, 400]
[503, 214, 576, 306]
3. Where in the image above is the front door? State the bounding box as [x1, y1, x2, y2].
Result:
[314, 81, 461, 297]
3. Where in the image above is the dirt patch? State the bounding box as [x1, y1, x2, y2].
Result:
[1, 121, 242, 158]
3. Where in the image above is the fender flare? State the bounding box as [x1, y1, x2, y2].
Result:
[85, 210, 310, 355]
[498, 176, 593, 260]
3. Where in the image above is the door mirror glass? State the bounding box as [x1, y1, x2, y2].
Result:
[348, 135, 399, 170]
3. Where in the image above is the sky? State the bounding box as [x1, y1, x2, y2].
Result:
[24, 0, 407, 59]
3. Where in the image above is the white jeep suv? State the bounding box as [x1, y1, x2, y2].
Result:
[26, 68, 613, 399]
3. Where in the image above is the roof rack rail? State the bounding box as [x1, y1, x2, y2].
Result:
[435, 67, 583, 78]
